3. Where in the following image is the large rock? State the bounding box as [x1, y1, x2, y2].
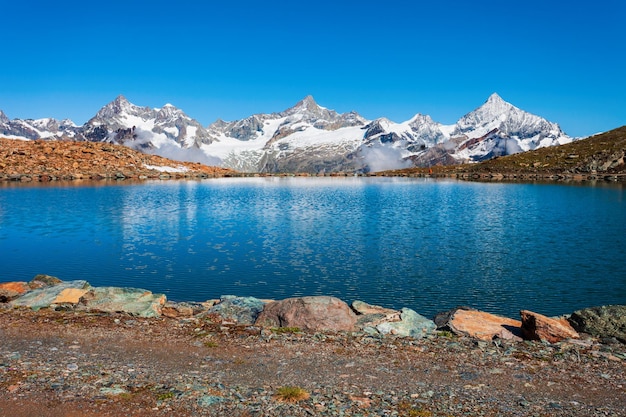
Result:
[352, 301, 436, 339]
[255, 296, 357, 332]
[10, 280, 90, 311]
[568, 305, 626, 343]
[351, 300, 397, 316]
[208, 295, 265, 325]
[162, 301, 212, 318]
[0, 282, 30, 302]
[520, 310, 579, 343]
[28, 274, 63, 289]
[78, 287, 166, 318]
[375, 308, 436, 339]
[443, 308, 522, 341]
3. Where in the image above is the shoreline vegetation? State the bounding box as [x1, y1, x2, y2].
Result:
[1, 276, 625, 416]
[1, 125, 625, 183]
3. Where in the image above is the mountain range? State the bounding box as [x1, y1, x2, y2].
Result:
[0, 94, 573, 173]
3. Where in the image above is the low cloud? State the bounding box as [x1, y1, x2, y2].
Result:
[361, 145, 413, 172]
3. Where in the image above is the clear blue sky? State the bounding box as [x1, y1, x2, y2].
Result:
[2, 0, 624, 138]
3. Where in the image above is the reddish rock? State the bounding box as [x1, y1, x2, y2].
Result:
[447, 309, 522, 341]
[0, 281, 30, 302]
[520, 310, 579, 343]
[256, 296, 358, 332]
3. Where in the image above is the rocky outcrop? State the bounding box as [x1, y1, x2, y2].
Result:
[439, 308, 522, 341]
[520, 310, 579, 343]
[568, 305, 626, 343]
[255, 296, 357, 332]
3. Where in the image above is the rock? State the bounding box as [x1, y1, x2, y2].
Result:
[520, 310, 579, 343]
[351, 300, 397, 316]
[352, 301, 436, 339]
[374, 308, 436, 339]
[444, 309, 522, 341]
[208, 295, 265, 325]
[255, 296, 357, 332]
[433, 306, 475, 329]
[0, 281, 30, 302]
[161, 301, 209, 318]
[28, 274, 62, 289]
[10, 280, 90, 311]
[78, 287, 166, 318]
[53, 288, 91, 305]
[568, 305, 626, 343]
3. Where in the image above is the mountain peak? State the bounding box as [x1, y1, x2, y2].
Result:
[486, 92, 505, 104]
[292, 95, 321, 112]
[0, 109, 9, 124]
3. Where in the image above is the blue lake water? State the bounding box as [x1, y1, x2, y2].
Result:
[1, 177, 625, 318]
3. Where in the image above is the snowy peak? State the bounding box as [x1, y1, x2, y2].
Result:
[453, 93, 565, 140]
[0, 110, 9, 124]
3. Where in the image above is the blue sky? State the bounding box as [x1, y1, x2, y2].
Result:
[2, 0, 624, 137]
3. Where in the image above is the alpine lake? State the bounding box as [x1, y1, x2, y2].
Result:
[1, 176, 624, 318]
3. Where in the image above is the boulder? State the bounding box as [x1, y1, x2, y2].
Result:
[78, 287, 166, 318]
[443, 308, 522, 341]
[375, 308, 436, 339]
[207, 296, 265, 324]
[28, 274, 62, 289]
[351, 300, 397, 316]
[520, 310, 579, 343]
[352, 301, 436, 339]
[162, 301, 211, 318]
[10, 280, 90, 311]
[0, 281, 30, 302]
[568, 305, 626, 343]
[255, 296, 357, 332]
[433, 306, 475, 329]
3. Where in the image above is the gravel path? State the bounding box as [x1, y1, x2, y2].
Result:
[1, 309, 625, 416]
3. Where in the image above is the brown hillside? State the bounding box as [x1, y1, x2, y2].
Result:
[0, 138, 235, 182]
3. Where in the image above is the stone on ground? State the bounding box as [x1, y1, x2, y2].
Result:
[78, 287, 166, 318]
[0, 282, 30, 302]
[256, 296, 357, 332]
[9, 280, 90, 311]
[208, 295, 265, 325]
[444, 308, 522, 341]
[29, 274, 63, 289]
[352, 301, 436, 338]
[520, 310, 579, 343]
[374, 308, 436, 338]
[568, 305, 626, 343]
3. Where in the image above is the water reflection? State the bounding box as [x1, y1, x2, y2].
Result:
[1, 178, 624, 317]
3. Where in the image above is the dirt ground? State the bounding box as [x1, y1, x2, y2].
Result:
[1, 308, 624, 417]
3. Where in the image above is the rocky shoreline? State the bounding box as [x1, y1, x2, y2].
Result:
[2, 276, 625, 416]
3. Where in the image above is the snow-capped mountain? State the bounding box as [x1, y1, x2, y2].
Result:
[204, 95, 369, 172]
[0, 109, 79, 140]
[0, 93, 573, 173]
[82, 95, 213, 150]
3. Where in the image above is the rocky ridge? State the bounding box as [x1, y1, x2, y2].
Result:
[0, 138, 234, 181]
